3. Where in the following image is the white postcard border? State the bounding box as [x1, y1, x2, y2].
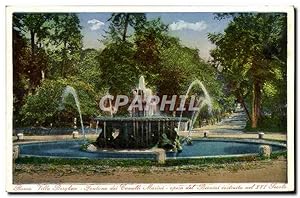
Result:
[5, 5, 295, 193]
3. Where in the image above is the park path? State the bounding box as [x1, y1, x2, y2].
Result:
[190, 107, 248, 134]
[183, 108, 286, 141]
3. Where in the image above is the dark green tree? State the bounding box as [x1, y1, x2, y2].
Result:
[20, 78, 98, 126]
[77, 48, 103, 90]
[48, 14, 83, 78]
[13, 13, 53, 93]
[209, 13, 287, 128]
[14, 13, 53, 55]
[107, 13, 146, 42]
[98, 41, 138, 96]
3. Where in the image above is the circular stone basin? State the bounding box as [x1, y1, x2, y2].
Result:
[18, 139, 286, 160]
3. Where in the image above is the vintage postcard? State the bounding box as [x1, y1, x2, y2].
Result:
[6, 5, 295, 193]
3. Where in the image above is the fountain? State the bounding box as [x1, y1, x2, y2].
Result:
[94, 76, 189, 150]
[16, 76, 287, 160]
[61, 86, 86, 138]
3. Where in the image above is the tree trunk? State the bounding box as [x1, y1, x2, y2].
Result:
[122, 14, 130, 42]
[239, 95, 251, 121]
[28, 30, 36, 93]
[61, 41, 67, 78]
[251, 81, 262, 128]
[30, 30, 35, 56]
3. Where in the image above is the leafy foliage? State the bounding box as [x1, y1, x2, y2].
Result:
[209, 13, 287, 129]
[77, 49, 103, 90]
[13, 12, 287, 132]
[107, 13, 146, 42]
[20, 78, 98, 126]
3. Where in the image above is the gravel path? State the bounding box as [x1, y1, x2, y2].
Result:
[193, 110, 247, 133]
[14, 159, 287, 183]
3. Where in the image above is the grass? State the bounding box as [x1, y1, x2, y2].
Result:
[136, 166, 152, 174]
[15, 157, 154, 167]
[14, 152, 287, 178]
[244, 118, 287, 133]
[270, 151, 287, 159]
[15, 151, 287, 168]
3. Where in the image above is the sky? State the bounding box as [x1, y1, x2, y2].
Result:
[78, 13, 232, 60]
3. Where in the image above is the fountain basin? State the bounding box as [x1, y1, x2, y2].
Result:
[94, 116, 190, 149]
[17, 138, 286, 160]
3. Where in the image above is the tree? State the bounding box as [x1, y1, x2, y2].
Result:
[107, 13, 146, 42]
[77, 48, 103, 90]
[14, 13, 53, 55]
[158, 39, 225, 118]
[13, 13, 83, 88]
[20, 78, 98, 126]
[49, 14, 83, 78]
[102, 13, 225, 120]
[98, 41, 138, 96]
[133, 18, 170, 82]
[209, 13, 287, 128]
[13, 13, 53, 92]
[13, 13, 84, 127]
[13, 26, 29, 126]
[134, 18, 168, 65]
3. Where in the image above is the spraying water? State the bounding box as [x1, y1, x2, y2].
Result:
[177, 79, 212, 136]
[138, 75, 146, 90]
[108, 95, 114, 117]
[61, 86, 85, 138]
[132, 75, 158, 116]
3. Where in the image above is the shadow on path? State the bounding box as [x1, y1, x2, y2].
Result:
[193, 108, 248, 134]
